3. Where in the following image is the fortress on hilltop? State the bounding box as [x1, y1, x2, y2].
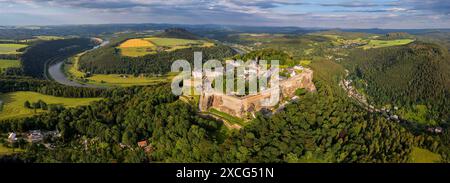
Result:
[198, 67, 316, 119]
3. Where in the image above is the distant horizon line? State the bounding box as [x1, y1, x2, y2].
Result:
[1, 22, 450, 30]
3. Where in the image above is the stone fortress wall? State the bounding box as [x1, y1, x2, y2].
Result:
[199, 68, 316, 118]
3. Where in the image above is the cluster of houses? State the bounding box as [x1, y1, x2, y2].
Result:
[7, 130, 60, 145]
[137, 140, 154, 153]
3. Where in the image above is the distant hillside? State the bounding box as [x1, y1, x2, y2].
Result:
[346, 42, 449, 118]
[156, 28, 200, 40]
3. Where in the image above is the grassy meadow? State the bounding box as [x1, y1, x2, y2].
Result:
[208, 108, 246, 126]
[409, 147, 442, 163]
[361, 39, 414, 49]
[0, 91, 102, 120]
[0, 43, 28, 54]
[84, 73, 175, 87]
[0, 59, 21, 72]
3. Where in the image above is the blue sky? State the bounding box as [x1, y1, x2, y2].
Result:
[0, 0, 449, 28]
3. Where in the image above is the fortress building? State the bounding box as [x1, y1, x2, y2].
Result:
[199, 68, 316, 119]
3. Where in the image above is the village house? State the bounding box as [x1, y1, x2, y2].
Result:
[137, 140, 148, 148]
[8, 132, 17, 143]
[137, 140, 154, 153]
[27, 130, 44, 143]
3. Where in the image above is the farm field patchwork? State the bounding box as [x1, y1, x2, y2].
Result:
[117, 37, 214, 57]
[0, 91, 102, 120]
[0, 59, 21, 72]
[0, 43, 28, 54]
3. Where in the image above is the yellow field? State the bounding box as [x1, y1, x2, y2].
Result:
[0, 91, 102, 120]
[0, 44, 28, 54]
[409, 147, 442, 163]
[119, 39, 156, 48]
[117, 37, 215, 57]
[118, 38, 157, 57]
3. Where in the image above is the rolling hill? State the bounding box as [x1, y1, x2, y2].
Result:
[346, 42, 449, 121]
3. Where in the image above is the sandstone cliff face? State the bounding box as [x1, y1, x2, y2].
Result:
[200, 68, 316, 119]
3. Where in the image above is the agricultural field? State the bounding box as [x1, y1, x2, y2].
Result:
[0, 43, 28, 54]
[18, 36, 64, 43]
[84, 73, 176, 87]
[361, 39, 414, 49]
[0, 59, 21, 72]
[117, 37, 214, 57]
[0, 91, 102, 120]
[409, 147, 442, 163]
[118, 38, 157, 57]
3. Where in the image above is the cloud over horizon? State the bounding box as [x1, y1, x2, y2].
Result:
[0, 0, 449, 28]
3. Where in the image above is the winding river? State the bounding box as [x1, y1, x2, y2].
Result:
[47, 40, 109, 88]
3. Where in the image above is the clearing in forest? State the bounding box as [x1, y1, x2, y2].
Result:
[0, 44, 28, 54]
[409, 147, 442, 163]
[361, 39, 414, 49]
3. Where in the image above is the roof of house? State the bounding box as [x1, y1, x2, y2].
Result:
[137, 140, 148, 147]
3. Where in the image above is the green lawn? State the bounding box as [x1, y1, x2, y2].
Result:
[0, 43, 28, 54]
[361, 39, 414, 49]
[0, 91, 102, 120]
[208, 108, 245, 126]
[409, 147, 442, 163]
[0, 59, 21, 72]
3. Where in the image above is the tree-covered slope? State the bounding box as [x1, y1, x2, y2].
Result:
[346, 42, 449, 119]
[21, 38, 95, 78]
